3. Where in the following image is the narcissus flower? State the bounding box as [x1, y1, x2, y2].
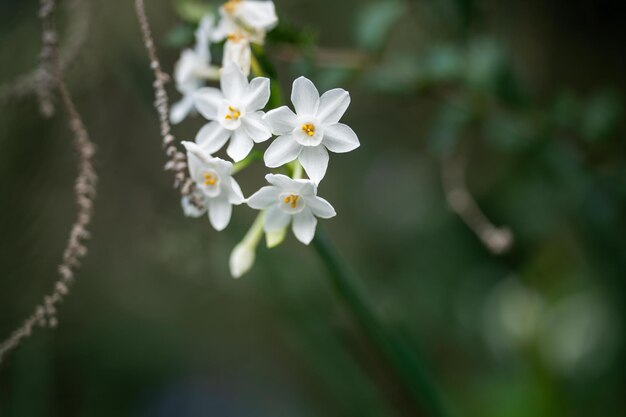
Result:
[193, 64, 272, 162]
[211, 0, 276, 76]
[247, 174, 336, 244]
[182, 141, 245, 231]
[171, 15, 220, 124]
[263, 77, 360, 183]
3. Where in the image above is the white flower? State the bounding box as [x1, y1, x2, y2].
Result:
[193, 63, 272, 162]
[211, 1, 275, 76]
[182, 141, 245, 231]
[214, 0, 278, 38]
[247, 174, 336, 244]
[263, 77, 360, 183]
[171, 14, 220, 124]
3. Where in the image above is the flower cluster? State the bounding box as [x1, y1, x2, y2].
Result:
[171, 1, 359, 277]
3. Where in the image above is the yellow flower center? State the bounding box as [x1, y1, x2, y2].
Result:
[224, 0, 241, 14]
[225, 106, 241, 121]
[283, 194, 299, 209]
[203, 172, 217, 186]
[301, 123, 315, 137]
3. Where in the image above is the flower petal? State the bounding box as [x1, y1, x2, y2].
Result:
[181, 193, 207, 218]
[299, 146, 329, 184]
[322, 123, 360, 153]
[291, 77, 320, 116]
[180, 196, 206, 218]
[264, 174, 316, 195]
[292, 209, 317, 245]
[243, 112, 271, 143]
[226, 129, 254, 162]
[208, 197, 233, 231]
[247, 186, 280, 209]
[264, 205, 291, 232]
[236, 1, 278, 30]
[193, 87, 223, 120]
[264, 135, 302, 168]
[304, 196, 336, 219]
[264, 106, 298, 135]
[317, 88, 350, 125]
[196, 122, 231, 154]
[182, 141, 209, 182]
[245, 77, 271, 111]
[194, 14, 214, 57]
[211, 157, 234, 177]
[223, 38, 251, 76]
[170, 95, 195, 125]
[228, 177, 245, 205]
[211, 15, 236, 42]
[220, 63, 248, 101]
[265, 174, 296, 189]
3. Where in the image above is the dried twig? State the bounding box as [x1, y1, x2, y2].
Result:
[0, 0, 97, 364]
[441, 151, 513, 255]
[134, 0, 198, 199]
[0, 0, 90, 111]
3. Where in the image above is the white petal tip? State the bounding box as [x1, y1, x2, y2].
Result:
[296, 236, 313, 245]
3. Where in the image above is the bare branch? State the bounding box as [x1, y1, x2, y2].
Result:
[0, 0, 98, 364]
[441, 151, 513, 255]
[0, 0, 90, 111]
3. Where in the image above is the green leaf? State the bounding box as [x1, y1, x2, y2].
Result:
[465, 38, 506, 90]
[355, 0, 406, 52]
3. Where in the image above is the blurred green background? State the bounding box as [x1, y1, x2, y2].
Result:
[1, 0, 625, 416]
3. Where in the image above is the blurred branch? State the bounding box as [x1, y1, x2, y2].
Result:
[441, 150, 513, 255]
[0, 0, 97, 364]
[0, 0, 90, 113]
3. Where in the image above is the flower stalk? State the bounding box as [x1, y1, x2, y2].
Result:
[230, 212, 265, 278]
[312, 229, 451, 417]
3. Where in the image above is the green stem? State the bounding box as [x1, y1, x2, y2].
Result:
[291, 160, 304, 179]
[243, 212, 266, 247]
[251, 47, 284, 109]
[312, 229, 451, 417]
[232, 150, 263, 174]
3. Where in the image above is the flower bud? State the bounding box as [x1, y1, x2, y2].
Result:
[229, 242, 256, 279]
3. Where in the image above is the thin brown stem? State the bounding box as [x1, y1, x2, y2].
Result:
[0, 0, 90, 112]
[0, 0, 97, 364]
[134, 0, 200, 201]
